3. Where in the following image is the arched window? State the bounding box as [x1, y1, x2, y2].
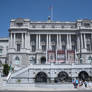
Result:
[88, 56, 92, 63]
[30, 56, 36, 64]
[15, 56, 20, 65]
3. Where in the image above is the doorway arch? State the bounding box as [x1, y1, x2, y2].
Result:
[56, 71, 68, 82]
[35, 72, 48, 83]
[40, 57, 46, 64]
[78, 71, 89, 81]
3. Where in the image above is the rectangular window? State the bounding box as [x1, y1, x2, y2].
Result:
[17, 44, 21, 51]
[42, 45, 46, 51]
[62, 45, 66, 50]
[52, 45, 56, 51]
[32, 46, 36, 52]
[87, 44, 90, 51]
[72, 45, 75, 51]
[0, 49, 2, 55]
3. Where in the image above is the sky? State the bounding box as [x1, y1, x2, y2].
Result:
[0, 0, 92, 37]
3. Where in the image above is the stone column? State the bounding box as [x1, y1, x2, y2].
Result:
[49, 34, 51, 50]
[27, 33, 30, 49]
[59, 34, 62, 50]
[67, 34, 69, 50]
[84, 34, 87, 49]
[56, 34, 58, 62]
[77, 36, 80, 51]
[36, 34, 38, 50]
[25, 33, 27, 48]
[14, 33, 16, 49]
[11, 33, 13, 48]
[39, 34, 41, 50]
[81, 34, 83, 49]
[25, 33, 30, 51]
[47, 34, 49, 50]
[69, 34, 72, 50]
[57, 34, 59, 49]
[30, 34, 32, 51]
[46, 34, 48, 63]
[9, 33, 11, 48]
[22, 33, 24, 48]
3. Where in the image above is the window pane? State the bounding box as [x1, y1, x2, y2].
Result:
[0, 49, 2, 54]
[17, 44, 21, 51]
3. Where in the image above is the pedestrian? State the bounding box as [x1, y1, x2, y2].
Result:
[79, 80, 83, 87]
[72, 78, 75, 88]
[84, 80, 88, 87]
[75, 78, 79, 88]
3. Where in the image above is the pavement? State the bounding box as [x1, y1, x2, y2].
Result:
[0, 77, 92, 91]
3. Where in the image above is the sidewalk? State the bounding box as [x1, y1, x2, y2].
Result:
[0, 78, 92, 91]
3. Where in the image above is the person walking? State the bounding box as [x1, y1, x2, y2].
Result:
[75, 78, 79, 88]
[72, 78, 75, 88]
[79, 80, 83, 87]
[84, 80, 88, 87]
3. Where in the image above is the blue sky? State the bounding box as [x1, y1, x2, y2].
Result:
[0, 0, 92, 37]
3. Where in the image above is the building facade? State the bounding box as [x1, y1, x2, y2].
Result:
[1, 18, 92, 83]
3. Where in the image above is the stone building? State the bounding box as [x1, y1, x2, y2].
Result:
[0, 18, 92, 83]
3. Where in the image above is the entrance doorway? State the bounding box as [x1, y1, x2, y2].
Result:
[55, 71, 68, 82]
[35, 72, 48, 83]
[78, 71, 89, 81]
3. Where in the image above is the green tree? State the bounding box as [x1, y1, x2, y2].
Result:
[3, 64, 10, 76]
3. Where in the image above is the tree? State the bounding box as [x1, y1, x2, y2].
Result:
[3, 64, 10, 76]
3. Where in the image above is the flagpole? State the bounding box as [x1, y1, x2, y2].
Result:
[51, 5, 53, 21]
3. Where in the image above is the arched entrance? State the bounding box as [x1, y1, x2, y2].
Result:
[40, 57, 46, 64]
[78, 71, 89, 81]
[35, 72, 48, 83]
[55, 71, 68, 82]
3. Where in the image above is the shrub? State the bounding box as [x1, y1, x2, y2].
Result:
[3, 64, 10, 76]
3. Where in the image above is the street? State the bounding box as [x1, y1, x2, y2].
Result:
[0, 90, 92, 92]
